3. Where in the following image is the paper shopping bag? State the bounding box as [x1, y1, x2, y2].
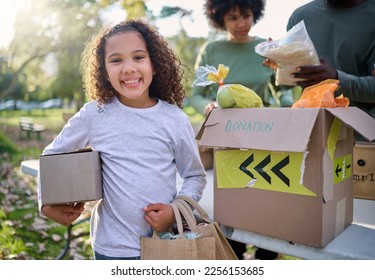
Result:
[173, 195, 238, 260]
[141, 195, 237, 260]
[140, 199, 215, 260]
[140, 232, 215, 260]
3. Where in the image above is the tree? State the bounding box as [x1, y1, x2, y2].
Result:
[158, 6, 207, 99]
[1, 0, 59, 101]
[1, 0, 210, 109]
[1, 0, 101, 108]
[49, 0, 102, 108]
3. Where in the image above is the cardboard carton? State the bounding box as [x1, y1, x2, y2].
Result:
[192, 123, 213, 170]
[353, 142, 375, 200]
[197, 107, 375, 247]
[39, 148, 103, 205]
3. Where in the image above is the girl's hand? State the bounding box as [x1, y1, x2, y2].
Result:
[41, 203, 85, 227]
[143, 203, 175, 232]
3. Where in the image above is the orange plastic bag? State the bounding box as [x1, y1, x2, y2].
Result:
[292, 79, 349, 108]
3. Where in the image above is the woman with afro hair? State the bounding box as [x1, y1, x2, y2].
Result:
[190, 0, 294, 116]
[190, 0, 286, 260]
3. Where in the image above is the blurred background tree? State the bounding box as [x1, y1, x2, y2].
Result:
[2, 0, 102, 109]
[0, 0, 209, 111]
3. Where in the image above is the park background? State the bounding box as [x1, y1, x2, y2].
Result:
[0, 0, 309, 259]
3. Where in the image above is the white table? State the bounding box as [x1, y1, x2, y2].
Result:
[21, 159, 375, 259]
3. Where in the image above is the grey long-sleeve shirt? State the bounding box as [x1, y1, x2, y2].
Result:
[37, 98, 206, 257]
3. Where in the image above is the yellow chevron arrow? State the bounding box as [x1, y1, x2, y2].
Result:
[215, 149, 316, 196]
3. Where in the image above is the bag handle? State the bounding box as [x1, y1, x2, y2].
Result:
[172, 200, 197, 231]
[151, 198, 202, 240]
[170, 202, 187, 238]
[170, 200, 201, 238]
[174, 195, 211, 223]
[151, 203, 187, 239]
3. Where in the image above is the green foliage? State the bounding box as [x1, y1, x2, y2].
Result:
[159, 6, 192, 19]
[1, 0, 103, 104]
[183, 106, 205, 125]
[120, 0, 147, 19]
[0, 221, 28, 260]
[166, 34, 206, 99]
[0, 130, 18, 155]
[0, 71, 12, 92]
[0, 129, 40, 166]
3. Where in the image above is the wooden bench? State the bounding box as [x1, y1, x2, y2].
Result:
[19, 117, 46, 140]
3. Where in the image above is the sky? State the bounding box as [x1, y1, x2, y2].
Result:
[148, 0, 312, 38]
[0, 0, 312, 49]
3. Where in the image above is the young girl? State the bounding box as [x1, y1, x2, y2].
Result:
[37, 20, 206, 260]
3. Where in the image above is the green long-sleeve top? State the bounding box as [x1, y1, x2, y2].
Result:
[190, 37, 294, 115]
[287, 0, 375, 118]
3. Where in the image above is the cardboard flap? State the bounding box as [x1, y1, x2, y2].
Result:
[326, 107, 375, 141]
[198, 108, 320, 152]
[196, 110, 212, 141]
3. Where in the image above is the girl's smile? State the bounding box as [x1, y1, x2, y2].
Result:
[122, 78, 142, 86]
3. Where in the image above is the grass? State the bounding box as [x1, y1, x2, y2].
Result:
[0, 108, 75, 131]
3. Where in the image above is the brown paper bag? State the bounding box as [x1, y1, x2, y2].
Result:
[140, 199, 215, 260]
[140, 195, 237, 260]
[173, 195, 238, 260]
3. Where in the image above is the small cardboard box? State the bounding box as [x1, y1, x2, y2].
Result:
[197, 107, 375, 247]
[353, 142, 375, 200]
[39, 148, 103, 205]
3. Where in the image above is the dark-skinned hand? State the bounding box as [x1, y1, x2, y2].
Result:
[292, 59, 338, 89]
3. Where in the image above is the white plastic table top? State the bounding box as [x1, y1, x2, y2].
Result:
[21, 159, 375, 259]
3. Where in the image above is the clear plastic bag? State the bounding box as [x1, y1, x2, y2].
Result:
[255, 20, 320, 86]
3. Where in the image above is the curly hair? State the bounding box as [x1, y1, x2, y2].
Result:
[81, 20, 186, 108]
[204, 0, 265, 30]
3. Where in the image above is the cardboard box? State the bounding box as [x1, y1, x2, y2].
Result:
[39, 148, 103, 205]
[353, 142, 375, 200]
[197, 107, 375, 247]
[192, 123, 214, 170]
